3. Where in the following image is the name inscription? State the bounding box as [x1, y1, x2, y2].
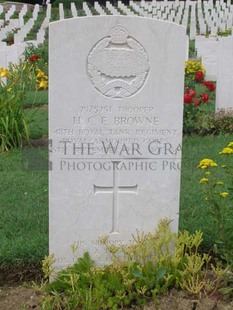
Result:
[52, 104, 181, 170]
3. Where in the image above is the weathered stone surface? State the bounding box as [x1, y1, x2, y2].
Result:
[49, 16, 186, 272]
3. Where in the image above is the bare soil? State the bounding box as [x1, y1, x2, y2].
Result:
[0, 264, 43, 309]
[0, 265, 232, 310]
[0, 286, 42, 310]
[0, 286, 233, 310]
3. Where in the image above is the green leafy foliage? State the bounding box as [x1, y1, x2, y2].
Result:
[217, 28, 232, 37]
[0, 62, 34, 152]
[0, 42, 48, 152]
[41, 220, 226, 309]
[23, 42, 48, 74]
[2, 28, 19, 45]
[195, 110, 233, 135]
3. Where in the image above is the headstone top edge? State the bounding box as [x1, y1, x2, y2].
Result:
[48, 15, 186, 32]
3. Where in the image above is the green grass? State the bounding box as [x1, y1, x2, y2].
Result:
[0, 12, 5, 19]
[27, 108, 48, 139]
[0, 133, 232, 266]
[23, 11, 33, 24]
[189, 40, 197, 59]
[0, 148, 48, 265]
[24, 91, 48, 139]
[77, 9, 85, 16]
[50, 7, 60, 22]
[11, 12, 19, 19]
[25, 90, 48, 107]
[64, 8, 73, 18]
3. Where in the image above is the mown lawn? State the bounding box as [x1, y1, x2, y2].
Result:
[0, 148, 48, 265]
[180, 134, 232, 246]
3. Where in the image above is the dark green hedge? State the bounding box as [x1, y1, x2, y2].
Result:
[4, 0, 39, 5]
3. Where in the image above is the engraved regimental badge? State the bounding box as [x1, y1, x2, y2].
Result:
[87, 25, 150, 98]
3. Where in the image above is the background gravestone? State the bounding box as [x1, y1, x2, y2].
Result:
[49, 16, 186, 272]
[216, 36, 233, 112]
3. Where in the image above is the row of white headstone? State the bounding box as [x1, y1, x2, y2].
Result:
[130, 0, 233, 39]
[0, 3, 50, 68]
[0, 2, 232, 112]
[97, 0, 233, 40]
[0, 2, 213, 70]
[0, 4, 42, 42]
[0, 1, 232, 41]
[1, 0, 233, 42]
[53, 0, 233, 84]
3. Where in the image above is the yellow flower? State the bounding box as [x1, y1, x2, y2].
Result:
[36, 70, 47, 79]
[7, 87, 12, 92]
[199, 178, 209, 183]
[205, 172, 211, 175]
[220, 192, 229, 198]
[38, 79, 48, 90]
[0, 67, 10, 78]
[227, 142, 233, 147]
[219, 147, 233, 155]
[197, 158, 218, 169]
[185, 60, 206, 75]
[216, 181, 224, 185]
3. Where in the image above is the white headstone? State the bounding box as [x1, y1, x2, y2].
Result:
[59, 3, 64, 20]
[106, 1, 120, 15]
[49, 16, 186, 272]
[83, 2, 92, 16]
[186, 35, 189, 60]
[71, 3, 77, 17]
[7, 45, 20, 65]
[195, 37, 218, 81]
[37, 30, 46, 44]
[94, 2, 106, 15]
[46, 4, 52, 20]
[0, 47, 7, 68]
[216, 36, 233, 112]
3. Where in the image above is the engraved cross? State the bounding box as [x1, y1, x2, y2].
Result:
[94, 162, 138, 234]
